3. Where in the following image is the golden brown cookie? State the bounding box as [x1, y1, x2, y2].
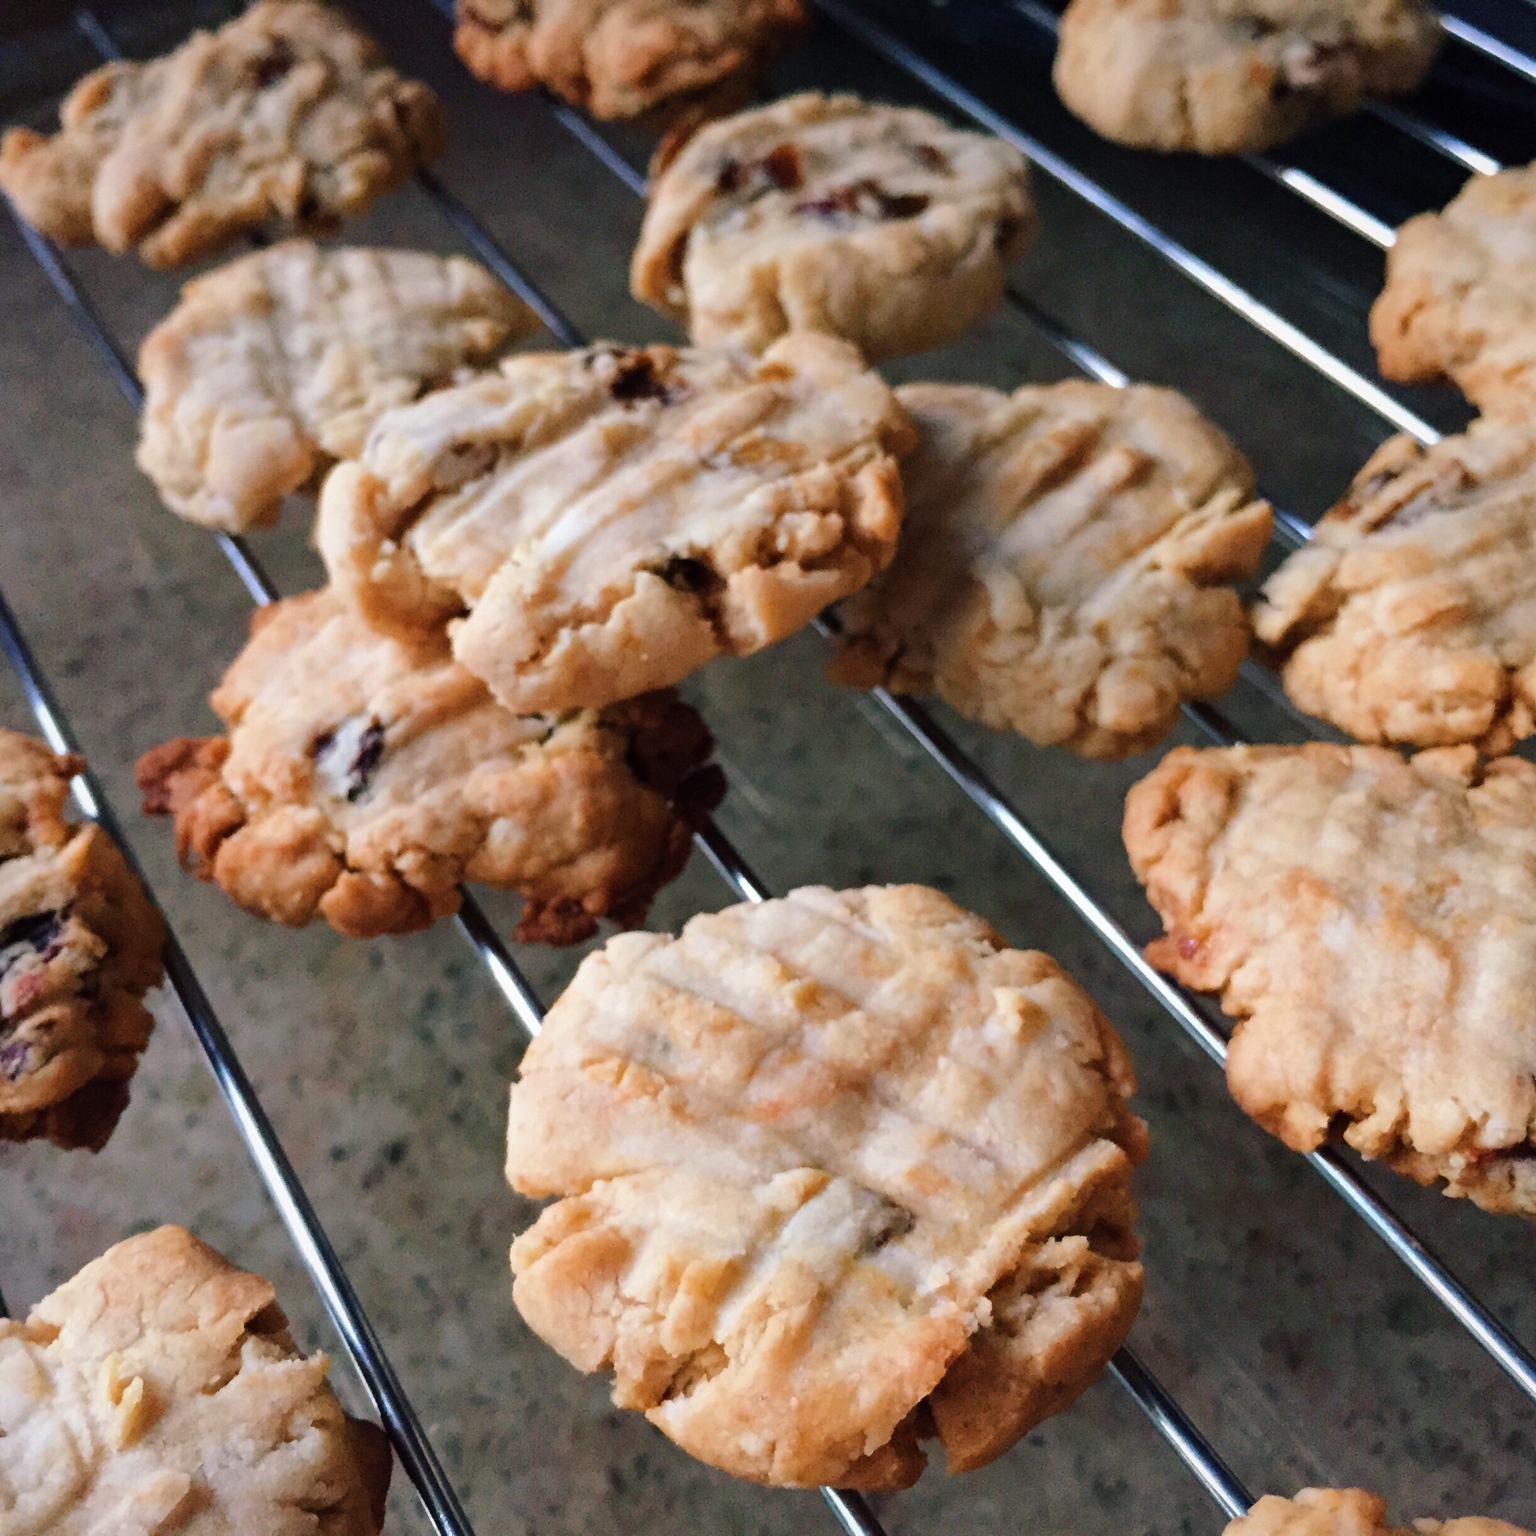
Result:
[830, 382, 1272, 758]
[0, 1225, 389, 1534]
[0, 1, 444, 268]
[317, 334, 913, 713]
[507, 883, 1147, 1487]
[1229, 1488, 1533, 1536]
[1371, 161, 1536, 419]
[453, 0, 805, 120]
[1254, 423, 1536, 752]
[1124, 742, 1536, 1218]
[136, 242, 537, 533]
[632, 92, 1035, 358]
[1055, 0, 1442, 155]
[0, 729, 163, 1152]
[135, 590, 722, 946]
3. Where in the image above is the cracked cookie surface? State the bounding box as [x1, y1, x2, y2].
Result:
[453, 0, 804, 120]
[1371, 161, 1536, 419]
[136, 242, 537, 533]
[1124, 742, 1536, 1218]
[1228, 1488, 1534, 1536]
[632, 92, 1035, 358]
[507, 883, 1147, 1487]
[135, 590, 722, 946]
[1054, 0, 1441, 154]
[0, 0, 444, 268]
[0, 729, 162, 1152]
[317, 333, 912, 712]
[1255, 423, 1536, 752]
[0, 1225, 388, 1535]
[829, 382, 1272, 758]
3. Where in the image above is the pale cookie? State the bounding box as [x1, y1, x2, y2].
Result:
[135, 590, 721, 946]
[0, 1, 444, 268]
[0, 1225, 389, 1535]
[1055, 0, 1442, 155]
[1371, 162, 1536, 419]
[453, 0, 804, 120]
[506, 883, 1148, 1488]
[632, 92, 1035, 359]
[1124, 742, 1536, 1218]
[1255, 423, 1536, 752]
[1228, 1488, 1534, 1536]
[0, 729, 163, 1153]
[136, 242, 537, 534]
[830, 382, 1272, 759]
[317, 333, 913, 712]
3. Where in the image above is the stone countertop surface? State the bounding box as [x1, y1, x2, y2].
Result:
[0, 2, 1533, 1533]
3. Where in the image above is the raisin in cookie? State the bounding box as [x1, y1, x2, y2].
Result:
[0, 1225, 389, 1535]
[317, 334, 912, 712]
[1371, 162, 1536, 420]
[1055, 0, 1442, 155]
[136, 590, 720, 946]
[507, 883, 1147, 1487]
[1229, 1488, 1533, 1536]
[454, 0, 804, 120]
[1124, 742, 1536, 1218]
[1255, 423, 1536, 752]
[829, 382, 1272, 759]
[0, 729, 163, 1153]
[0, 1, 444, 269]
[631, 92, 1035, 359]
[136, 242, 537, 534]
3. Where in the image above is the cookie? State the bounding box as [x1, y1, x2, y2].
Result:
[1229, 1488, 1534, 1536]
[829, 382, 1272, 759]
[0, 729, 163, 1153]
[1254, 423, 1536, 752]
[1124, 742, 1536, 1218]
[0, 1225, 389, 1534]
[1054, 0, 1442, 155]
[0, 1, 444, 268]
[631, 92, 1035, 359]
[453, 0, 805, 121]
[1371, 162, 1536, 419]
[317, 333, 913, 712]
[136, 243, 537, 534]
[135, 589, 721, 946]
[506, 883, 1148, 1488]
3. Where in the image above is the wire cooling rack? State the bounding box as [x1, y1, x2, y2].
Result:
[0, 1, 1533, 1530]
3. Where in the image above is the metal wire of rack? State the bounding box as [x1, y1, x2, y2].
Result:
[0, 0, 1532, 1531]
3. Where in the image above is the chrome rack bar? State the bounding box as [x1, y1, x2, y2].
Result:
[523, 40, 1536, 1413]
[1441, 11, 1536, 87]
[1240, 158, 1396, 249]
[816, 0, 1438, 442]
[0, 580, 477, 1536]
[1110, 1355, 1248, 1520]
[1367, 102, 1502, 178]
